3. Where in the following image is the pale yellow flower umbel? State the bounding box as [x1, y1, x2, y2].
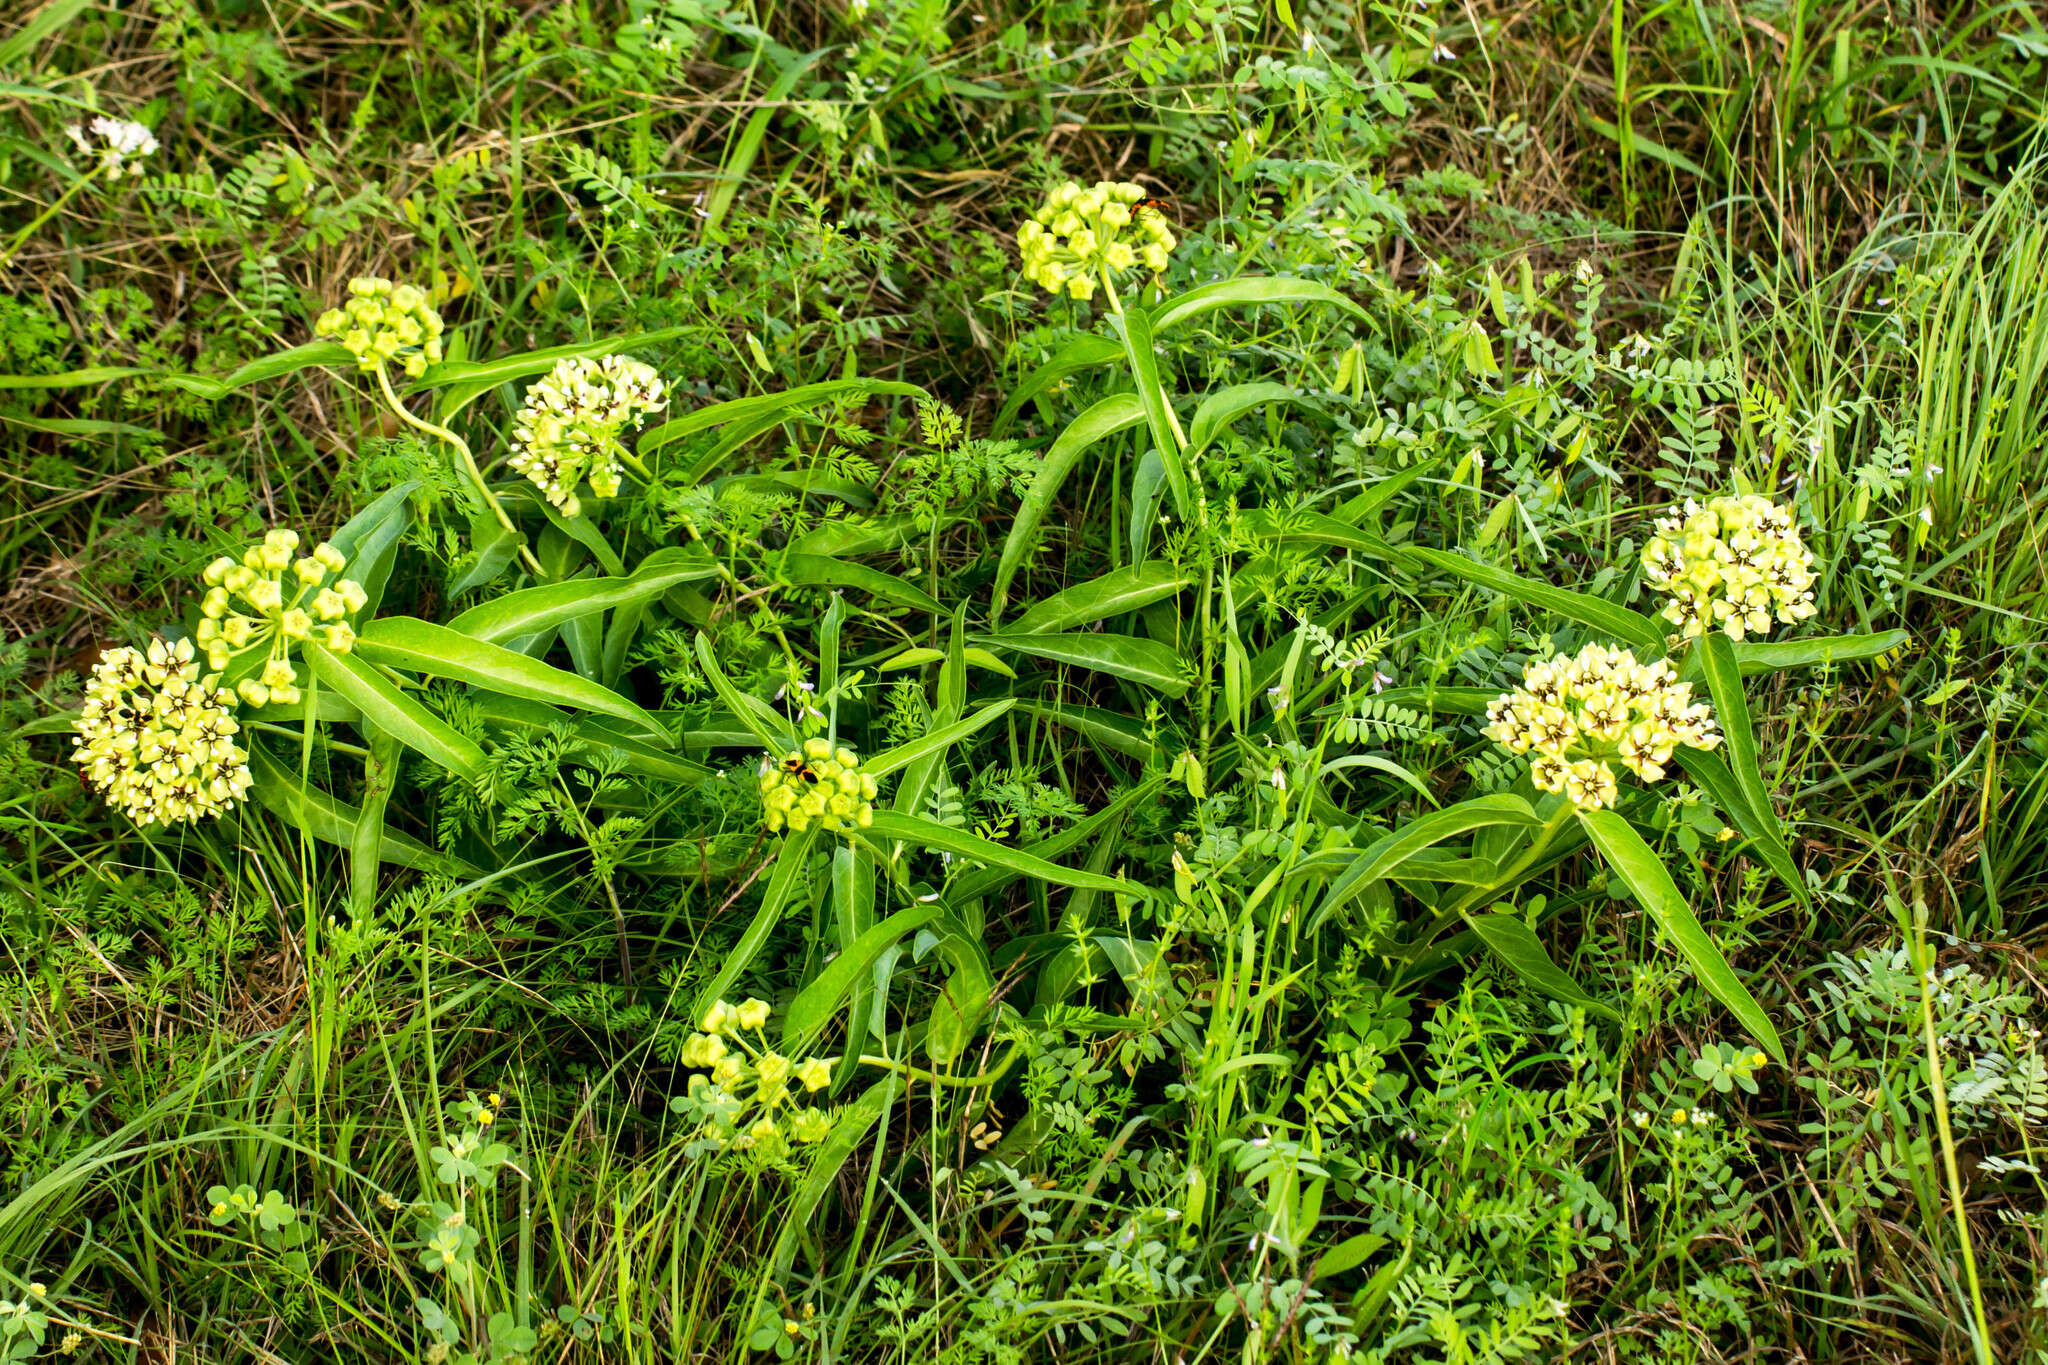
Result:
[1016, 181, 1177, 300]
[1483, 643, 1721, 810]
[313, 277, 446, 380]
[73, 637, 252, 827]
[759, 738, 880, 833]
[196, 529, 366, 707]
[1641, 493, 1817, 641]
[676, 998, 839, 1155]
[507, 354, 666, 518]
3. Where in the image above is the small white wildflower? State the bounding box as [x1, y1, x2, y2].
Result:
[66, 116, 159, 179]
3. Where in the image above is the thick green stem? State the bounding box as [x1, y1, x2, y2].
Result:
[374, 364, 545, 578]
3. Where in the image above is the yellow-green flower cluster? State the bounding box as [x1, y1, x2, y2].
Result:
[507, 354, 666, 518]
[198, 529, 366, 708]
[1483, 643, 1720, 810]
[672, 998, 837, 1158]
[314, 276, 447, 378]
[73, 637, 251, 827]
[760, 738, 879, 833]
[1641, 493, 1817, 641]
[1016, 181, 1176, 300]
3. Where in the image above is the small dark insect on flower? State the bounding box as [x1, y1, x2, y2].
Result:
[782, 756, 821, 783]
[1133, 195, 1174, 218]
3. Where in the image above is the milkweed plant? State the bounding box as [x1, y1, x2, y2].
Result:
[53, 209, 1907, 1161]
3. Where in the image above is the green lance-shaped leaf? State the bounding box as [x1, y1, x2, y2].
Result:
[783, 901, 945, 1044]
[990, 333, 1126, 436]
[992, 393, 1148, 614]
[1578, 807, 1784, 1064]
[1411, 547, 1667, 656]
[446, 548, 716, 643]
[865, 698, 1015, 779]
[1008, 562, 1194, 635]
[1110, 308, 1189, 518]
[356, 618, 670, 743]
[305, 643, 485, 782]
[424, 329, 689, 419]
[1465, 911, 1618, 1018]
[1147, 277, 1371, 333]
[247, 745, 473, 874]
[975, 631, 1188, 696]
[778, 553, 944, 614]
[1694, 633, 1807, 903]
[694, 828, 819, 1024]
[861, 810, 1145, 900]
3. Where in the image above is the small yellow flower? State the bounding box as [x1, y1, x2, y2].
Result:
[197, 530, 366, 703]
[1016, 181, 1178, 298]
[1484, 643, 1720, 809]
[315, 276, 446, 378]
[73, 637, 252, 827]
[507, 354, 666, 517]
[736, 998, 772, 1030]
[1641, 492, 1816, 641]
[760, 741, 880, 834]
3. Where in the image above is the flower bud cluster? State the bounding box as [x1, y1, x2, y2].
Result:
[314, 277, 447, 378]
[197, 529, 366, 708]
[671, 998, 837, 1158]
[1483, 643, 1720, 810]
[1017, 181, 1177, 300]
[73, 637, 252, 827]
[760, 738, 879, 833]
[64, 116, 158, 178]
[1641, 493, 1817, 640]
[507, 355, 666, 518]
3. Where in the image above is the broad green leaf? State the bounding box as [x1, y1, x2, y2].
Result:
[866, 699, 1015, 778]
[1578, 808, 1784, 1064]
[1672, 747, 1807, 905]
[924, 907, 995, 1064]
[0, 365, 151, 390]
[768, 1075, 899, 1279]
[783, 901, 945, 1043]
[1239, 507, 1407, 563]
[1008, 563, 1193, 635]
[637, 378, 926, 483]
[992, 393, 1147, 613]
[693, 632, 796, 753]
[325, 482, 418, 619]
[356, 618, 669, 742]
[1128, 447, 1169, 562]
[699, 47, 827, 240]
[216, 342, 355, 393]
[1695, 632, 1805, 903]
[1328, 459, 1436, 526]
[1411, 547, 1666, 656]
[1011, 700, 1161, 764]
[1187, 382, 1312, 457]
[695, 829, 818, 1022]
[828, 841, 877, 1088]
[990, 334, 1125, 436]
[1328, 794, 1539, 905]
[1110, 308, 1189, 517]
[863, 810, 1144, 899]
[305, 643, 485, 781]
[976, 631, 1188, 696]
[1718, 629, 1910, 676]
[779, 553, 943, 614]
[247, 745, 471, 874]
[475, 695, 708, 784]
[446, 547, 714, 643]
[1465, 912, 1618, 1018]
[877, 646, 1015, 677]
[1149, 277, 1370, 333]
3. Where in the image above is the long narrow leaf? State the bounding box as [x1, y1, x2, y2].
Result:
[1578, 808, 1785, 1063]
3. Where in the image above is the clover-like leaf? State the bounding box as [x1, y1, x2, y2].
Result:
[256, 1188, 298, 1232]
